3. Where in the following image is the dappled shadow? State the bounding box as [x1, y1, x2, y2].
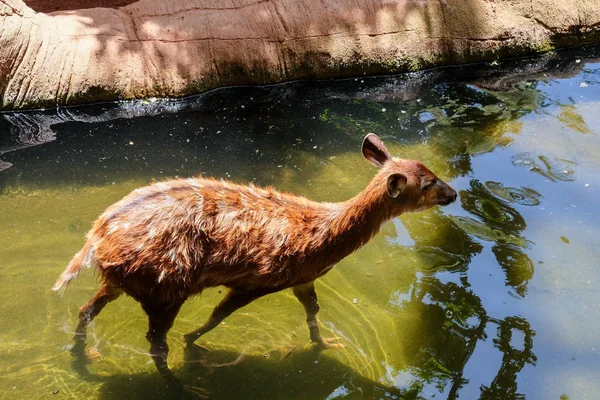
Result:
[4, 0, 600, 110]
[5, 0, 492, 109]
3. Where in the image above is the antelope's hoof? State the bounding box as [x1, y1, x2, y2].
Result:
[70, 343, 99, 364]
[184, 343, 211, 365]
[86, 346, 103, 360]
[316, 336, 344, 350]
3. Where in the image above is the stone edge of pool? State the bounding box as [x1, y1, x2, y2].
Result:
[1, 0, 600, 110]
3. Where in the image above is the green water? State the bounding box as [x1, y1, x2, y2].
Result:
[1, 48, 599, 399]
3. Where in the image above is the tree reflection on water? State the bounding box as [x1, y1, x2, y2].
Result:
[396, 197, 537, 398]
[379, 77, 541, 398]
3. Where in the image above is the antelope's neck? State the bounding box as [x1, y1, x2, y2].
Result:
[325, 178, 394, 256]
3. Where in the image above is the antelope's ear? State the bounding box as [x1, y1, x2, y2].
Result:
[387, 173, 407, 198]
[362, 133, 392, 168]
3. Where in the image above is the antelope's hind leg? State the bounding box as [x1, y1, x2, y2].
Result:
[142, 300, 207, 398]
[293, 282, 342, 349]
[72, 284, 122, 360]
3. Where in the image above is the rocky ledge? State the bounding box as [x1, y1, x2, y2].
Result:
[1, 0, 599, 110]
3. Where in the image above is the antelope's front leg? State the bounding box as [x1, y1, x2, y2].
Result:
[292, 282, 342, 349]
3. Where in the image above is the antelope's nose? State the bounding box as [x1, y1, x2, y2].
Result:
[451, 190, 458, 203]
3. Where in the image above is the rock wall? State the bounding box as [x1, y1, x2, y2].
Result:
[1, 0, 599, 110]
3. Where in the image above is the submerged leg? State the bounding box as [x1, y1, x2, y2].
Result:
[72, 285, 122, 357]
[184, 288, 270, 345]
[142, 300, 206, 397]
[293, 282, 342, 349]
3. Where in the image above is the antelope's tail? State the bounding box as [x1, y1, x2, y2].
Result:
[52, 242, 97, 294]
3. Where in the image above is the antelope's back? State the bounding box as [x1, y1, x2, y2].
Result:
[87, 178, 334, 291]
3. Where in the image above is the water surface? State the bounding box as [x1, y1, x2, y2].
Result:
[1, 47, 599, 399]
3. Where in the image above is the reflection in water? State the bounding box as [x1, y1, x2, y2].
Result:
[557, 104, 593, 135]
[397, 276, 488, 398]
[492, 244, 535, 298]
[386, 170, 539, 396]
[485, 181, 542, 207]
[447, 215, 530, 248]
[403, 210, 483, 275]
[391, 273, 537, 399]
[458, 179, 535, 297]
[394, 185, 536, 397]
[480, 317, 537, 399]
[462, 180, 526, 234]
[460, 179, 527, 237]
[512, 152, 578, 182]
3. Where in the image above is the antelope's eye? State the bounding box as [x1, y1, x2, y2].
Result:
[424, 179, 437, 191]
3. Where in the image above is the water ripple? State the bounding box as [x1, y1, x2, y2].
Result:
[485, 181, 543, 206]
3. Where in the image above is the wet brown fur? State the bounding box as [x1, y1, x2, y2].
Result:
[53, 134, 456, 393]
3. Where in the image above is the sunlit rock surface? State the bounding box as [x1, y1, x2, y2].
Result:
[1, 0, 600, 109]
